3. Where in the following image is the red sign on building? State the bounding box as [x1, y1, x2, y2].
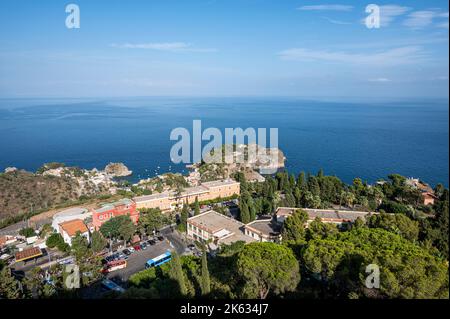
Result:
[92, 199, 139, 230]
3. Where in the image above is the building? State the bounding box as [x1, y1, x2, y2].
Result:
[15, 246, 43, 263]
[51, 207, 92, 232]
[0, 235, 16, 249]
[58, 219, 90, 246]
[406, 177, 437, 205]
[133, 179, 240, 211]
[422, 192, 438, 206]
[244, 219, 282, 243]
[91, 198, 139, 230]
[187, 210, 255, 245]
[275, 207, 376, 228]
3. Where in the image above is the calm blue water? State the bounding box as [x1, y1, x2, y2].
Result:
[0, 97, 448, 186]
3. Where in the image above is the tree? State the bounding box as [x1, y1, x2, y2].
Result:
[236, 242, 300, 299]
[281, 209, 308, 243]
[118, 216, 136, 243]
[303, 228, 449, 299]
[46, 233, 68, 252]
[138, 208, 171, 235]
[306, 218, 338, 241]
[39, 224, 53, 238]
[239, 202, 250, 224]
[200, 251, 211, 296]
[100, 215, 136, 243]
[19, 227, 35, 238]
[91, 230, 107, 253]
[194, 197, 201, 216]
[0, 267, 22, 299]
[420, 189, 449, 259]
[367, 213, 419, 241]
[71, 232, 90, 260]
[297, 171, 306, 189]
[178, 203, 189, 232]
[169, 252, 187, 296]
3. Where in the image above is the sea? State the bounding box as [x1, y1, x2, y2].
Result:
[0, 97, 448, 187]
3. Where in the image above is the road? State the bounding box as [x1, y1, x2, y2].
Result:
[10, 249, 64, 273]
[160, 226, 187, 255]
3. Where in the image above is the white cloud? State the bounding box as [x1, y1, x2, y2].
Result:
[437, 21, 449, 29]
[297, 4, 353, 12]
[404, 11, 437, 29]
[110, 42, 217, 52]
[368, 78, 391, 82]
[379, 5, 411, 27]
[278, 46, 427, 66]
[322, 16, 352, 25]
[403, 10, 449, 29]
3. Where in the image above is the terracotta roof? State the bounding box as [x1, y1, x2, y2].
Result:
[59, 219, 89, 237]
[15, 247, 42, 262]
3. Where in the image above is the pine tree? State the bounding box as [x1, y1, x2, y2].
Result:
[91, 230, 107, 253]
[200, 251, 211, 296]
[0, 267, 22, 299]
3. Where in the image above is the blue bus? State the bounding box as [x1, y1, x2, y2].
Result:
[101, 279, 125, 293]
[145, 251, 172, 269]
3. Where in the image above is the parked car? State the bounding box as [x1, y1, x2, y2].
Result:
[157, 236, 164, 241]
[140, 243, 147, 250]
[128, 247, 135, 253]
[122, 249, 131, 256]
[133, 245, 141, 251]
[187, 244, 196, 250]
[118, 253, 127, 260]
[147, 239, 156, 245]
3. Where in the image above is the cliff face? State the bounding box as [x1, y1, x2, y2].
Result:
[104, 162, 132, 177]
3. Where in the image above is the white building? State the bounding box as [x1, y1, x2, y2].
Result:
[52, 207, 92, 232]
[58, 219, 90, 246]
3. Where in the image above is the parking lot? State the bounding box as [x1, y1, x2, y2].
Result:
[105, 238, 173, 285]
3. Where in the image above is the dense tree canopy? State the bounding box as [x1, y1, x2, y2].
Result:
[236, 242, 300, 299]
[303, 228, 448, 299]
[100, 215, 136, 242]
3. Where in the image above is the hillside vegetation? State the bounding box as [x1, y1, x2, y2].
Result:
[0, 169, 108, 225]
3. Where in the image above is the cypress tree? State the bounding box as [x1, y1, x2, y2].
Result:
[170, 252, 187, 296]
[194, 197, 200, 216]
[200, 251, 211, 296]
[240, 202, 250, 224]
[178, 203, 189, 232]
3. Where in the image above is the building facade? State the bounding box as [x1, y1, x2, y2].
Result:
[275, 207, 376, 228]
[133, 179, 240, 211]
[187, 210, 255, 245]
[51, 207, 92, 232]
[91, 198, 139, 230]
[58, 219, 90, 246]
[244, 219, 282, 243]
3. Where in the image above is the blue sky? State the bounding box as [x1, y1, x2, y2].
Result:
[0, 0, 448, 99]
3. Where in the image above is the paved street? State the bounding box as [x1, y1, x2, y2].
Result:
[160, 226, 188, 255]
[10, 249, 64, 273]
